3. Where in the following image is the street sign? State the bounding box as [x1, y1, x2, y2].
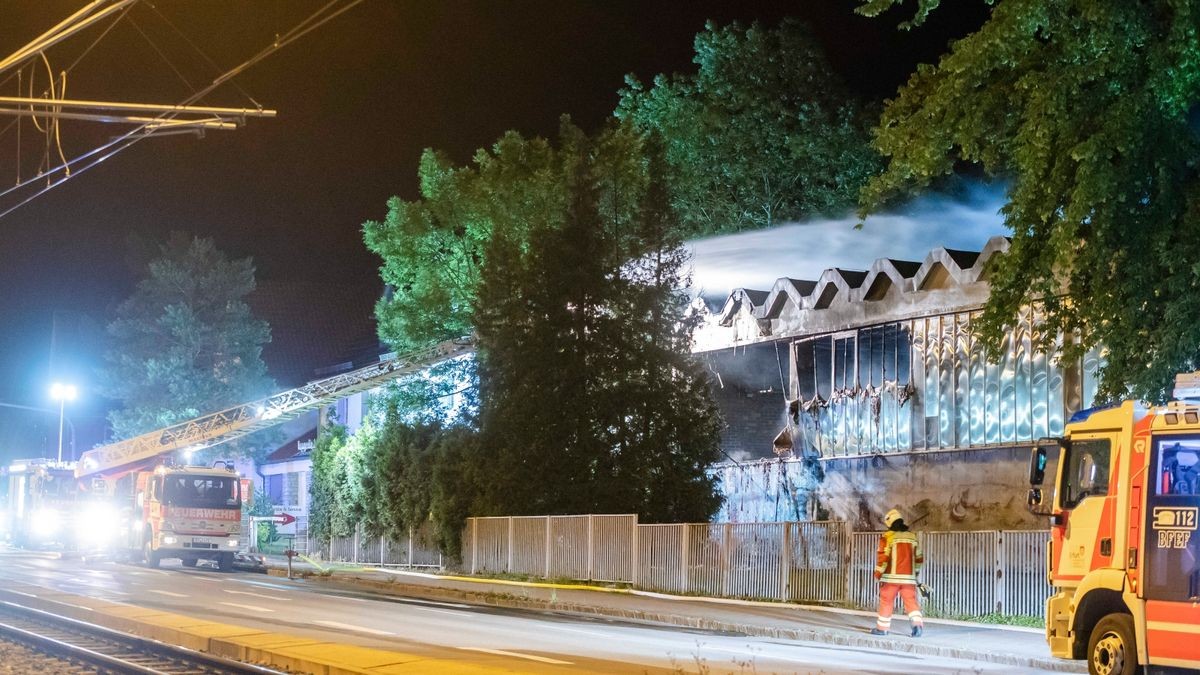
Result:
[272, 508, 298, 535]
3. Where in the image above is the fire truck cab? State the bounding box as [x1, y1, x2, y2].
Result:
[1029, 385, 1200, 674]
[120, 465, 243, 571]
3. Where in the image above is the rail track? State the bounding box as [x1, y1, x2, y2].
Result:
[0, 600, 284, 674]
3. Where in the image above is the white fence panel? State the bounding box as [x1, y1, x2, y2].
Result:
[687, 523, 724, 596]
[511, 516, 548, 576]
[788, 521, 848, 604]
[549, 515, 590, 579]
[379, 523, 443, 567]
[920, 531, 997, 617]
[637, 524, 686, 593]
[848, 532, 882, 609]
[470, 516, 510, 574]
[724, 522, 785, 600]
[592, 514, 636, 582]
[358, 527, 383, 564]
[1001, 530, 1051, 617]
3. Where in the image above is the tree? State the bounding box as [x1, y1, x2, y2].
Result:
[362, 134, 562, 353]
[362, 118, 723, 529]
[101, 234, 275, 450]
[308, 420, 352, 545]
[474, 122, 723, 522]
[617, 19, 881, 236]
[856, 0, 1200, 402]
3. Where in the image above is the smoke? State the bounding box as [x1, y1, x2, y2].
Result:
[815, 471, 883, 526]
[685, 182, 1009, 302]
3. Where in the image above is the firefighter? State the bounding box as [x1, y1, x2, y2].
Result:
[870, 508, 925, 637]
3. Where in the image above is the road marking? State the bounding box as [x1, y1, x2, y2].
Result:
[234, 579, 297, 591]
[219, 602, 274, 613]
[224, 589, 287, 601]
[459, 648, 572, 665]
[543, 625, 612, 639]
[313, 620, 394, 637]
[400, 597, 470, 609]
[149, 590, 188, 598]
[409, 606, 462, 617]
[7, 591, 36, 598]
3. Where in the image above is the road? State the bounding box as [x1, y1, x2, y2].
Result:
[0, 548, 1047, 674]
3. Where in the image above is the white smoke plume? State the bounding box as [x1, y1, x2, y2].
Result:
[686, 182, 1009, 301]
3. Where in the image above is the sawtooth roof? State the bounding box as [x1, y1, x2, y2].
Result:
[716, 236, 1010, 330]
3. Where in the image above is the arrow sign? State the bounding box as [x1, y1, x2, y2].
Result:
[275, 512, 297, 526]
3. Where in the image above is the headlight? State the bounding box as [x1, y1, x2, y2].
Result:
[74, 503, 119, 546]
[226, 538, 240, 548]
[161, 535, 178, 545]
[31, 509, 61, 536]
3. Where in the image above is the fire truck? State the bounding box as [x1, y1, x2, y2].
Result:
[70, 337, 473, 570]
[1, 459, 111, 550]
[1028, 373, 1200, 674]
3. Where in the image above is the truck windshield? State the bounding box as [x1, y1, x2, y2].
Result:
[162, 476, 240, 509]
[1060, 439, 1111, 508]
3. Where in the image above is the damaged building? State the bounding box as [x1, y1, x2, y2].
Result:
[695, 236, 1102, 530]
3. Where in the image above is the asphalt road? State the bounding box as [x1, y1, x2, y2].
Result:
[0, 548, 1048, 674]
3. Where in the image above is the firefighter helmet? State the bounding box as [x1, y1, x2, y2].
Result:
[884, 508, 903, 528]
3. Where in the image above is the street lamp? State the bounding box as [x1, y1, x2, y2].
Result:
[49, 382, 77, 463]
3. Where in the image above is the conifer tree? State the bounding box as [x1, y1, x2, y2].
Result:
[102, 234, 274, 452]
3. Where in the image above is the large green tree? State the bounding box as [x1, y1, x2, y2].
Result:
[101, 235, 275, 444]
[362, 134, 561, 353]
[857, 0, 1200, 402]
[473, 123, 723, 522]
[617, 18, 880, 235]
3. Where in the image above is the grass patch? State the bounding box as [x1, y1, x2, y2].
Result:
[941, 612, 1044, 628]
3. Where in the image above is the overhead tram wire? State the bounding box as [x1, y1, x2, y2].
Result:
[0, 2, 135, 181]
[0, 0, 364, 221]
[146, 3, 261, 110]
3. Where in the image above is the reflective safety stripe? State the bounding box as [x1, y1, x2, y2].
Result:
[1151, 656, 1200, 669]
[1148, 620, 1200, 635]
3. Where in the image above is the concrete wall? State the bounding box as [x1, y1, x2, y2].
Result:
[714, 445, 1062, 530]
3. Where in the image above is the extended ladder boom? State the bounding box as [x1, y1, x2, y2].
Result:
[76, 338, 474, 478]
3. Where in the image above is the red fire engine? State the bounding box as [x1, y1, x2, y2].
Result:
[1029, 373, 1200, 674]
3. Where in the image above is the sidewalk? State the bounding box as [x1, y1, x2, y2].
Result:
[264, 556, 1084, 673]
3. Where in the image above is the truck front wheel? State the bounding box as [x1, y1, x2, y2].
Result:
[1087, 613, 1138, 675]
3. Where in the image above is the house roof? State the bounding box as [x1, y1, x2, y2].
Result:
[264, 427, 318, 464]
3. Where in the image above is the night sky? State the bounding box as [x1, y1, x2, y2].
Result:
[0, 1, 990, 452]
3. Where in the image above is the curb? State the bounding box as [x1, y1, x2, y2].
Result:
[277, 566, 1083, 673]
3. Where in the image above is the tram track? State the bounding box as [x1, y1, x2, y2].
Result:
[0, 600, 284, 674]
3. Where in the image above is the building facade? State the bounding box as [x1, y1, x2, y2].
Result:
[696, 236, 1102, 530]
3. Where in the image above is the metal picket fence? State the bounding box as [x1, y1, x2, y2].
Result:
[458, 515, 1050, 619]
[322, 521, 444, 568]
[320, 514, 1051, 619]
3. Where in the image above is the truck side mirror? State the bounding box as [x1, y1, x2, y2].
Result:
[1027, 487, 1044, 509]
[1029, 446, 1048, 485]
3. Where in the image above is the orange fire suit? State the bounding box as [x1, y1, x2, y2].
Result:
[874, 529, 924, 632]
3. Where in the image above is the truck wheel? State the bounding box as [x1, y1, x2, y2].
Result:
[1088, 614, 1138, 675]
[218, 552, 234, 572]
[144, 544, 161, 569]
